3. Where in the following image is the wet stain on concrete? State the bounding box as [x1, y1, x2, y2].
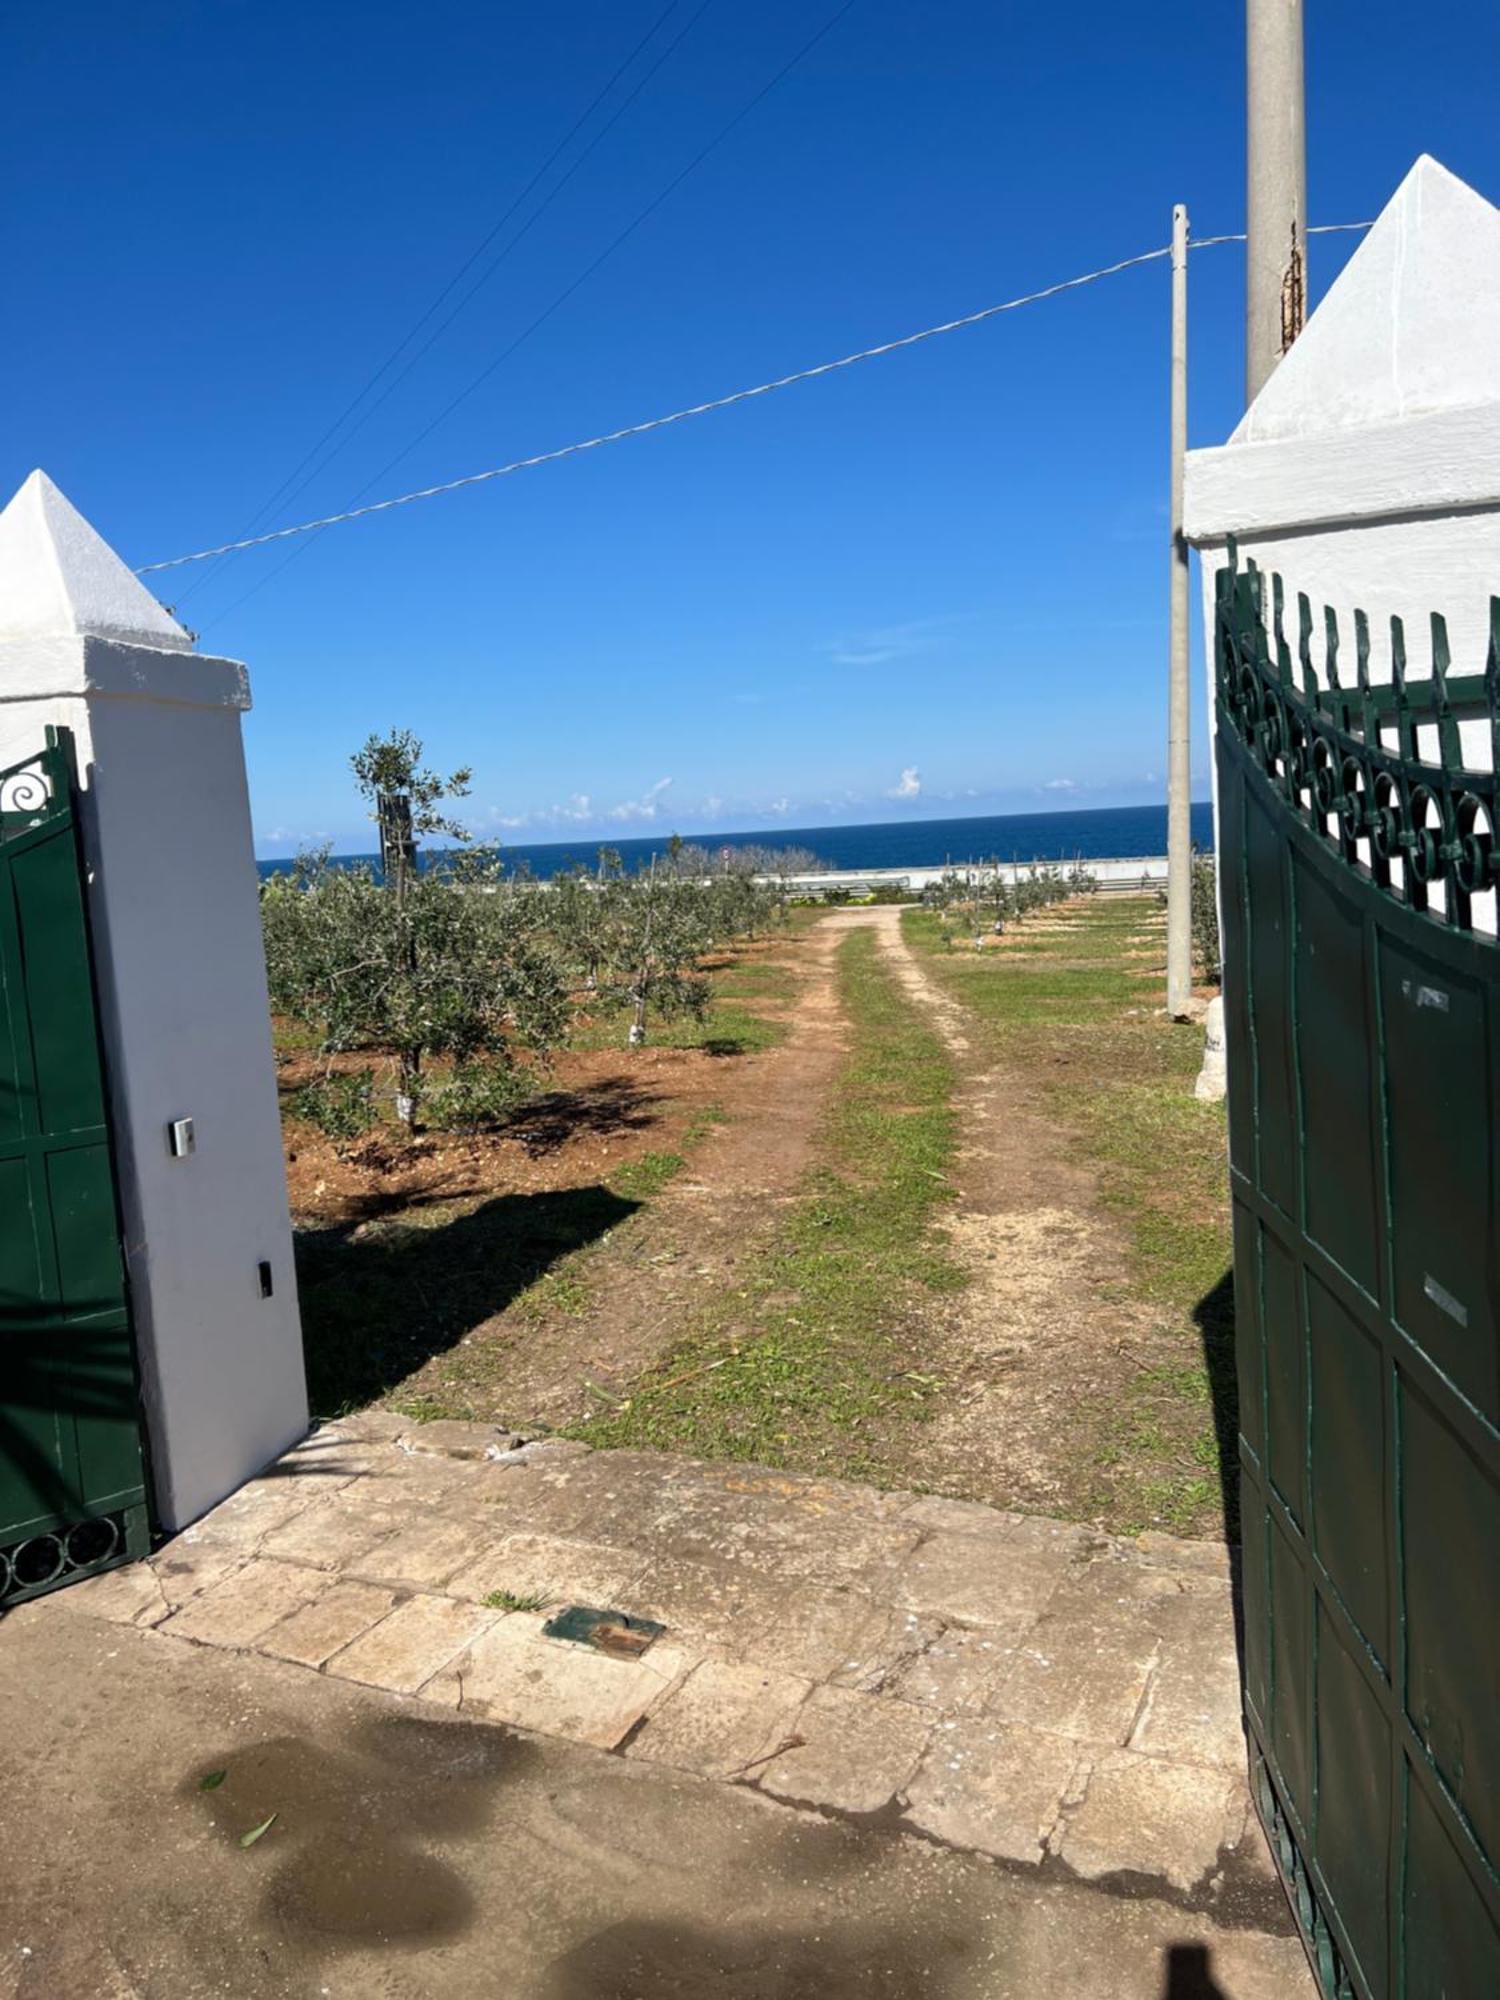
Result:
[537, 1917, 976, 1999]
[184, 1711, 537, 1955]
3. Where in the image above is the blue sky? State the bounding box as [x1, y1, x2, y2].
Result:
[5, 1, 1497, 854]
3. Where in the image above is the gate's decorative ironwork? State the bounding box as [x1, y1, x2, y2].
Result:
[0, 733, 150, 1604]
[1216, 553, 1500, 1997]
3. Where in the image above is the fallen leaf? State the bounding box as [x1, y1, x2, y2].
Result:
[199, 1770, 227, 1792]
[240, 1814, 278, 1849]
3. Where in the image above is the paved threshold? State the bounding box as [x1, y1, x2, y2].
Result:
[32, 1416, 1308, 1984]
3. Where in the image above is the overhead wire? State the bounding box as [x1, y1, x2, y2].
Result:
[139, 216, 1377, 595]
[140, 245, 1173, 576]
[188, 0, 861, 630]
[176, 0, 700, 607]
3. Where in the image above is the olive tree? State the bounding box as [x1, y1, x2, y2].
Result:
[263, 729, 565, 1130]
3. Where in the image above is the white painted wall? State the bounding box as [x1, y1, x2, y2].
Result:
[1184, 155, 1500, 880]
[0, 475, 306, 1530]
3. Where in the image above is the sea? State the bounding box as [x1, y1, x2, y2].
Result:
[257, 801, 1213, 882]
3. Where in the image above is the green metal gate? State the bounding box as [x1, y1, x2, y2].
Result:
[1215, 553, 1500, 1998]
[0, 733, 150, 1604]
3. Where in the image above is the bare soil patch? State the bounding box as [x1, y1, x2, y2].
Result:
[847, 909, 1163, 1517]
[289, 917, 850, 1427]
[448, 919, 850, 1427]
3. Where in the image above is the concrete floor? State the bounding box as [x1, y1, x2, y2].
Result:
[0, 1606, 1313, 2000]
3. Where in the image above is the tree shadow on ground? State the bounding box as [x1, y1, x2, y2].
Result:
[503, 1077, 664, 1157]
[295, 1186, 638, 1418]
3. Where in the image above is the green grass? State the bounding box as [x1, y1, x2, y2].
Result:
[681, 1102, 728, 1147]
[482, 1588, 552, 1613]
[565, 996, 786, 1058]
[573, 926, 964, 1475]
[905, 898, 1235, 1538]
[608, 1150, 686, 1202]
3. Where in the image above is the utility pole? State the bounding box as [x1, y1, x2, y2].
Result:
[1166, 203, 1193, 1020]
[1245, 0, 1307, 400]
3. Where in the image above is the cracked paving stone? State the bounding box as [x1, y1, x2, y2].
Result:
[424, 1612, 690, 1748]
[891, 1622, 1030, 1714]
[325, 1593, 497, 1694]
[758, 1684, 930, 1816]
[627, 1657, 812, 1779]
[46, 1561, 167, 1627]
[1127, 1594, 1247, 1771]
[344, 1513, 498, 1590]
[148, 1535, 252, 1612]
[157, 1558, 318, 1648]
[258, 1581, 400, 1669]
[187, 1477, 316, 1547]
[877, 1529, 1072, 1628]
[257, 1491, 404, 1571]
[906, 1719, 1086, 1866]
[1054, 1748, 1252, 1894]
[448, 1531, 649, 1610]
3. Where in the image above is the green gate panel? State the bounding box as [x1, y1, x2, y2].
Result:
[1246, 790, 1298, 1216]
[1380, 938, 1497, 1422]
[1295, 858, 1380, 1297]
[1314, 1607, 1391, 2000]
[1402, 1380, 1497, 1870]
[0, 740, 149, 1602]
[1263, 1225, 1306, 1524]
[1405, 1781, 1496, 2000]
[1215, 555, 1500, 1997]
[1308, 1275, 1388, 1662]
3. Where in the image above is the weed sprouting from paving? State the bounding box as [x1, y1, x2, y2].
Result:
[481, 1588, 552, 1614]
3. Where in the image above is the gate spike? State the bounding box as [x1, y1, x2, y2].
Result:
[1323, 605, 1342, 717]
[1272, 575, 1293, 688]
[1214, 561, 1237, 700]
[1354, 608, 1378, 748]
[1390, 615, 1416, 763]
[1297, 592, 1317, 701]
[1429, 613, 1462, 776]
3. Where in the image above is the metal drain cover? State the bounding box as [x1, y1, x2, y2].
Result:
[542, 1605, 666, 1659]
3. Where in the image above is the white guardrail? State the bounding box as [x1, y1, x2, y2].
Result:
[775, 856, 1169, 897]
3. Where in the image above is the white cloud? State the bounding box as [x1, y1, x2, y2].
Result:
[826, 618, 943, 668]
[607, 777, 674, 824]
[488, 792, 594, 831]
[487, 782, 675, 833]
[1041, 777, 1077, 792]
[261, 825, 332, 850]
[886, 767, 922, 801]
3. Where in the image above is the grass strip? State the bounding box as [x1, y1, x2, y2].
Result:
[573, 925, 964, 1473]
[903, 900, 1235, 1537]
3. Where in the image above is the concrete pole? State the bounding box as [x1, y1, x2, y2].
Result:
[1246, 0, 1308, 401]
[1166, 204, 1194, 1020]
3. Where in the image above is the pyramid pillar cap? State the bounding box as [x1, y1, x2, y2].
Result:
[1234, 154, 1500, 446]
[0, 471, 194, 651]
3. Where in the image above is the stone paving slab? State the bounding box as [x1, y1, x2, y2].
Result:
[47, 1417, 1290, 1936]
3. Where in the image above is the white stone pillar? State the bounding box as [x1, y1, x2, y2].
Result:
[1186, 156, 1500, 728]
[0, 471, 307, 1530]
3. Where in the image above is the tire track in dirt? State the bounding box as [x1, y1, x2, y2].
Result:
[482, 915, 858, 1429]
[850, 906, 1160, 1517]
